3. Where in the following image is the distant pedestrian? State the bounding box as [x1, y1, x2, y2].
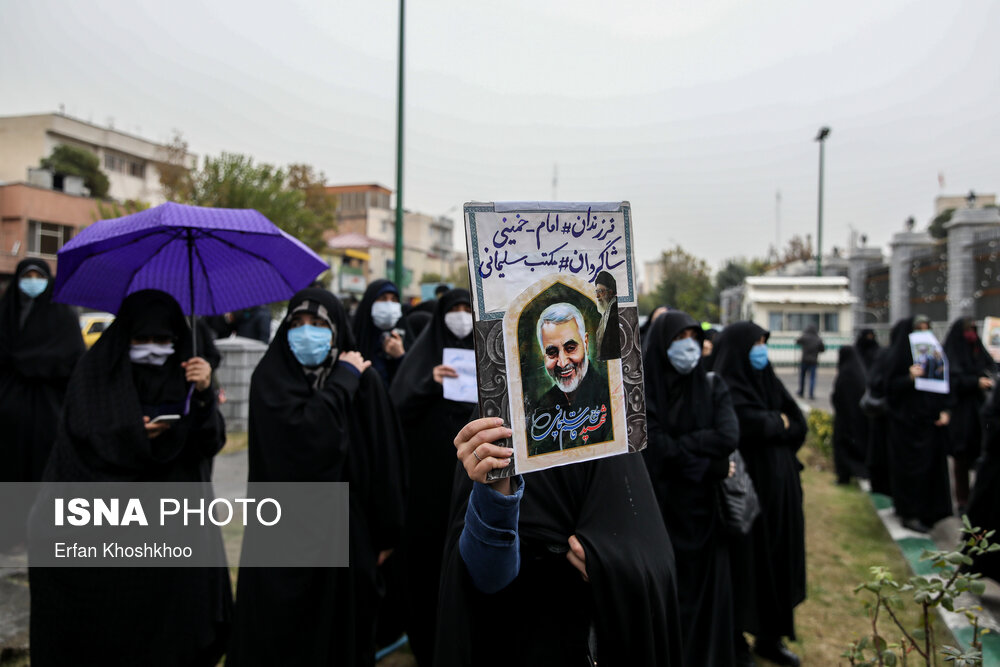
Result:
[943, 317, 996, 514]
[883, 316, 952, 533]
[795, 324, 825, 399]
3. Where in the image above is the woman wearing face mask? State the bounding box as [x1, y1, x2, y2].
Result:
[712, 321, 807, 667]
[352, 279, 406, 386]
[0, 259, 84, 551]
[28, 289, 231, 666]
[0, 260, 84, 484]
[642, 310, 741, 666]
[229, 288, 407, 667]
[388, 288, 475, 664]
[943, 317, 996, 514]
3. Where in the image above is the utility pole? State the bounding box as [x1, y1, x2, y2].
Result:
[815, 126, 831, 277]
[393, 0, 406, 288]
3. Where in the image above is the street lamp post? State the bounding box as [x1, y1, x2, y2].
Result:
[815, 126, 830, 277]
[393, 0, 405, 288]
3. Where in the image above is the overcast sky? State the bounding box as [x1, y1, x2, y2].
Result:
[3, 0, 998, 270]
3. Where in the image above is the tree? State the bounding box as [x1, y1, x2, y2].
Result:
[715, 256, 770, 295]
[168, 152, 336, 252]
[157, 130, 194, 202]
[40, 145, 110, 198]
[929, 209, 954, 239]
[94, 199, 150, 222]
[780, 234, 813, 265]
[649, 246, 719, 322]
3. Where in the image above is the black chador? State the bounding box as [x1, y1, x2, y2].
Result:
[28, 290, 231, 667]
[434, 453, 683, 667]
[712, 321, 807, 644]
[228, 288, 406, 667]
[883, 318, 952, 530]
[388, 289, 476, 665]
[831, 346, 870, 483]
[642, 311, 740, 667]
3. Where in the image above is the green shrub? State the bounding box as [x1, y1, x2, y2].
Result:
[807, 408, 834, 462]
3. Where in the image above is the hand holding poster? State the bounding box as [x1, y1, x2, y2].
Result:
[464, 202, 645, 477]
[984, 316, 1000, 363]
[909, 330, 949, 394]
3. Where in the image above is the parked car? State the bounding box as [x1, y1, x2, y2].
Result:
[80, 313, 114, 348]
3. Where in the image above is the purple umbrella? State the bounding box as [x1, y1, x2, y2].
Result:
[54, 201, 328, 326]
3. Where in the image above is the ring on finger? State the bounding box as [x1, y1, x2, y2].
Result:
[472, 448, 483, 462]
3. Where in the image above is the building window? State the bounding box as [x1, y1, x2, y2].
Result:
[104, 151, 146, 178]
[787, 312, 821, 331]
[769, 312, 784, 332]
[27, 220, 74, 256]
[823, 312, 839, 332]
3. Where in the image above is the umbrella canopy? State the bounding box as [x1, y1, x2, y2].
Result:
[54, 202, 329, 316]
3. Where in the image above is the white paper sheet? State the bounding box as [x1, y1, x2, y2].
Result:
[442, 347, 478, 403]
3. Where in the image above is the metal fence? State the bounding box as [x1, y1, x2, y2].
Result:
[907, 243, 949, 322]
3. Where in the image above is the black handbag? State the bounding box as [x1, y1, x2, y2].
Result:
[718, 449, 761, 536]
[859, 388, 888, 417]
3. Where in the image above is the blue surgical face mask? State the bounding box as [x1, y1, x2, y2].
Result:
[749, 343, 769, 370]
[19, 277, 48, 299]
[371, 301, 402, 331]
[287, 324, 333, 367]
[667, 337, 701, 374]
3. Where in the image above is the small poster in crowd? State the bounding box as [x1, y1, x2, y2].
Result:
[983, 316, 1000, 363]
[909, 330, 949, 394]
[463, 201, 646, 477]
[441, 347, 478, 404]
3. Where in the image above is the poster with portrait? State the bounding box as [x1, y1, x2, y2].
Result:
[984, 316, 1000, 363]
[464, 201, 645, 477]
[908, 330, 950, 394]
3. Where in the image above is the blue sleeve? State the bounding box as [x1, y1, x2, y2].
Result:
[459, 476, 524, 594]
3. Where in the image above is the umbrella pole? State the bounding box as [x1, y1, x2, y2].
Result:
[187, 229, 197, 356]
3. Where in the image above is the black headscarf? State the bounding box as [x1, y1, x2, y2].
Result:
[855, 328, 880, 369]
[944, 317, 996, 381]
[352, 278, 399, 363]
[29, 289, 230, 666]
[435, 455, 683, 667]
[232, 287, 407, 667]
[43, 290, 203, 480]
[711, 321, 776, 411]
[0, 258, 83, 380]
[832, 346, 869, 480]
[643, 311, 707, 437]
[388, 288, 475, 665]
[390, 289, 473, 420]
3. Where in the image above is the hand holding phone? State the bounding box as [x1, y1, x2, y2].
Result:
[150, 414, 181, 424]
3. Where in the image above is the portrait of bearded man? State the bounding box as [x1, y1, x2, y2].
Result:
[527, 301, 613, 455]
[594, 271, 620, 360]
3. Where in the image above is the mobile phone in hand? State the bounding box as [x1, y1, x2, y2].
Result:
[150, 414, 181, 424]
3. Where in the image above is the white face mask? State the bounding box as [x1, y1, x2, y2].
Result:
[371, 300, 402, 330]
[130, 343, 175, 366]
[444, 311, 474, 339]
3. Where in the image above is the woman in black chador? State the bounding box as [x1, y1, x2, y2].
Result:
[28, 290, 231, 666]
[943, 317, 997, 513]
[712, 321, 807, 667]
[389, 288, 475, 665]
[855, 328, 880, 370]
[968, 380, 1000, 580]
[0, 259, 84, 482]
[642, 310, 740, 666]
[831, 345, 870, 484]
[0, 259, 84, 550]
[883, 317, 953, 533]
[352, 278, 406, 386]
[435, 416, 683, 667]
[228, 288, 406, 667]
